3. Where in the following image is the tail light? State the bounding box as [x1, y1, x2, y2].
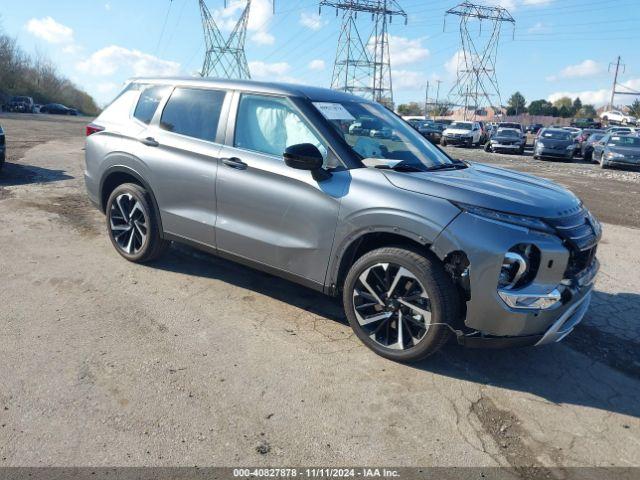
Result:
[86, 123, 104, 136]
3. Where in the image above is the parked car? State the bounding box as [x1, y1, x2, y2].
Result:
[526, 123, 543, 134]
[606, 126, 635, 135]
[581, 133, 606, 161]
[441, 121, 482, 147]
[600, 110, 636, 126]
[570, 118, 601, 129]
[592, 133, 640, 169]
[575, 129, 604, 157]
[484, 128, 525, 154]
[85, 78, 601, 362]
[0, 124, 5, 170]
[7, 96, 35, 113]
[498, 122, 525, 136]
[40, 103, 75, 115]
[533, 128, 576, 161]
[414, 120, 444, 144]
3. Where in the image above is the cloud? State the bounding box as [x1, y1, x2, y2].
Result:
[26, 17, 74, 44]
[249, 61, 291, 78]
[97, 82, 118, 94]
[547, 79, 640, 106]
[445, 50, 466, 76]
[77, 46, 181, 77]
[214, 0, 275, 46]
[300, 12, 326, 31]
[308, 59, 326, 71]
[485, 0, 554, 10]
[388, 36, 430, 66]
[547, 59, 603, 81]
[391, 70, 428, 90]
[522, 0, 554, 5]
[527, 22, 551, 33]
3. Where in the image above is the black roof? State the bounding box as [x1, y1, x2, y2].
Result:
[129, 77, 367, 103]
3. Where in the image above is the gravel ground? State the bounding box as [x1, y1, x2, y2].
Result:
[0, 114, 639, 470]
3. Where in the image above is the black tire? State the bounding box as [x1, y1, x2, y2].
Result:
[105, 183, 168, 263]
[343, 247, 460, 363]
[0, 152, 4, 171]
[484, 143, 491, 152]
[441, 139, 447, 147]
[533, 155, 539, 160]
[518, 146, 525, 155]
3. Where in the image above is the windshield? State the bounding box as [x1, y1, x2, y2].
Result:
[449, 122, 473, 130]
[608, 136, 640, 147]
[541, 130, 572, 140]
[313, 101, 453, 169]
[588, 134, 604, 142]
[496, 129, 519, 137]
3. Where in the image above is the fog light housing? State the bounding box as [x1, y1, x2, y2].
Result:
[497, 244, 540, 290]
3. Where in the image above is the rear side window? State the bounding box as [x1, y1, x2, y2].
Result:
[134, 85, 169, 125]
[160, 88, 226, 142]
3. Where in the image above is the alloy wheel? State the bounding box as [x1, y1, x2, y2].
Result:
[352, 262, 431, 350]
[109, 193, 148, 255]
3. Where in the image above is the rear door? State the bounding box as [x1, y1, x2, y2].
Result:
[141, 86, 230, 247]
[214, 92, 350, 286]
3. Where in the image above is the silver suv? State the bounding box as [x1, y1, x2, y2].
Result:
[84, 78, 601, 362]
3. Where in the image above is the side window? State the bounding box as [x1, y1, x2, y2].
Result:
[234, 94, 327, 160]
[133, 85, 169, 125]
[160, 88, 226, 142]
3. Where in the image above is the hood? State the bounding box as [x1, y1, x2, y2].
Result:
[607, 146, 640, 158]
[382, 162, 581, 218]
[444, 128, 472, 135]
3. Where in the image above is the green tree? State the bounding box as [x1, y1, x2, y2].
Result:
[528, 99, 555, 116]
[577, 104, 597, 118]
[507, 91, 527, 115]
[572, 97, 583, 115]
[397, 102, 424, 116]
[553, 96, 573, 111]
[628, 99, 640, 118]
[558, 105, 572, 118]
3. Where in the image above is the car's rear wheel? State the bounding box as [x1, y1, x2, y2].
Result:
[106, 183, 168, 263]
[343, 247, 460, 362]
[441, 139, 447, 147]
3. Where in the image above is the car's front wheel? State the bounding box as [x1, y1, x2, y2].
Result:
[106, 183, 168, 263]
[343, 247, 460, 362]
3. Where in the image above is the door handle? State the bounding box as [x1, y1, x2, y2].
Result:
[222, 157, 248, 170]
[140, 137, 159, 147]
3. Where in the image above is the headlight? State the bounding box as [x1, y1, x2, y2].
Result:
[606, 151, 623, 159]
[497, 244, 541, 290]
[536, 142, 545, 149]
[566, 144, 575, 150]
[454, 203, 554, 233]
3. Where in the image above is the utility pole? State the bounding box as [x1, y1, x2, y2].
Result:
[435, 79, 442, 116]
[425, 81, 430, 118]
[608, 56, 624, 110]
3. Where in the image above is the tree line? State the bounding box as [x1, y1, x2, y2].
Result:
[0, 26, 99, 116]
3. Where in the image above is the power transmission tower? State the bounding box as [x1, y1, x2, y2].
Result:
[444, 2, 514, 120]
[199, 0, 252, 79]
[320, 1, 407, 106]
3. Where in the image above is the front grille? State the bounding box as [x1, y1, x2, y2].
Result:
[546, 209, 599, 278]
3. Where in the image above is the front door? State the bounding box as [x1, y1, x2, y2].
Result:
[215, 93, 350, 286]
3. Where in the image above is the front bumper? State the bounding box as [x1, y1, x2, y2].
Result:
[491, 143, 522, 152]
[536, 148, 574, 159]
[602, 157, 640, 168]
[444, 135, 473, 145]
[432, 211, 598, 346]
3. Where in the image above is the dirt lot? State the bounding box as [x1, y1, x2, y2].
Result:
[0, 113, 639, 470]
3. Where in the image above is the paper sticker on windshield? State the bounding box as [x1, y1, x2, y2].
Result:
[313, 102, 355, 121]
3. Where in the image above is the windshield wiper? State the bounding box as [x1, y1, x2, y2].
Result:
[424, 161, 468, 172]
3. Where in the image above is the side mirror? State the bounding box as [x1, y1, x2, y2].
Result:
[283, 143, 331, 181]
